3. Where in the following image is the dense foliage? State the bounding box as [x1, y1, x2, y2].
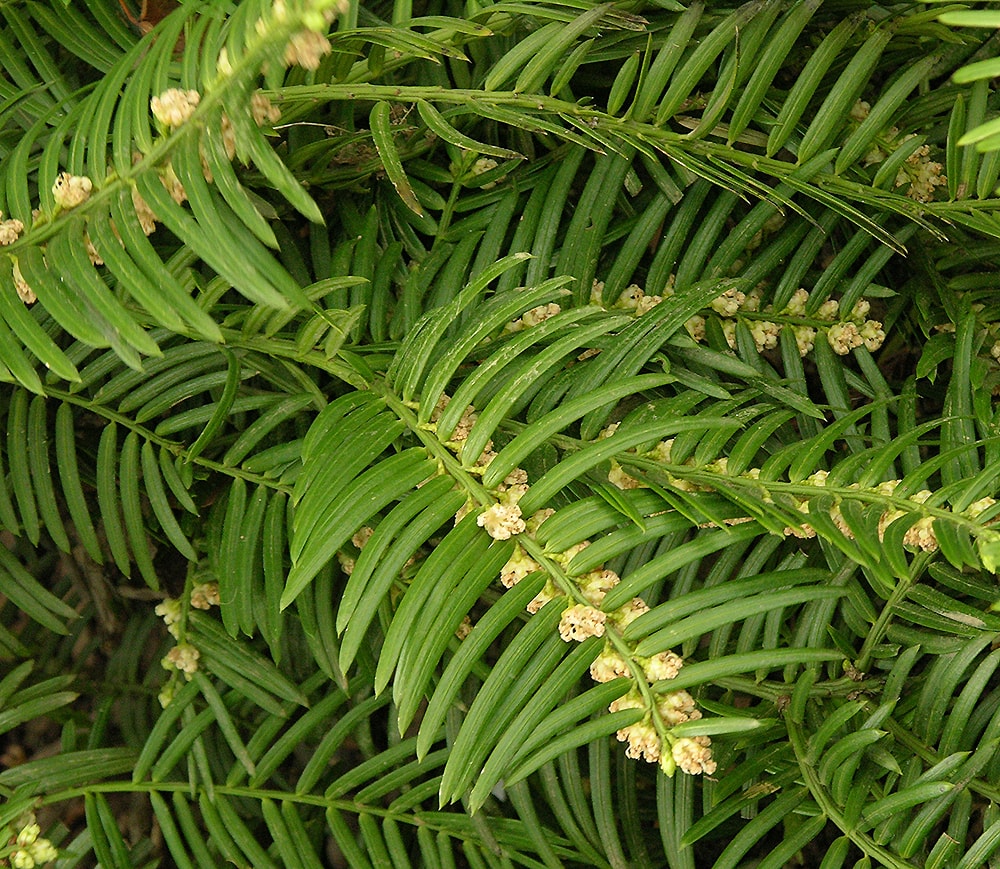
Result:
[3, 0, 1000, 865]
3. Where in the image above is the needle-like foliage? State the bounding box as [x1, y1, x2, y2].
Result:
[2, 0, 1000, 866]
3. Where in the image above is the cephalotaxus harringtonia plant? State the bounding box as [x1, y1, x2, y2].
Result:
[5, 0, 1000, 866]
